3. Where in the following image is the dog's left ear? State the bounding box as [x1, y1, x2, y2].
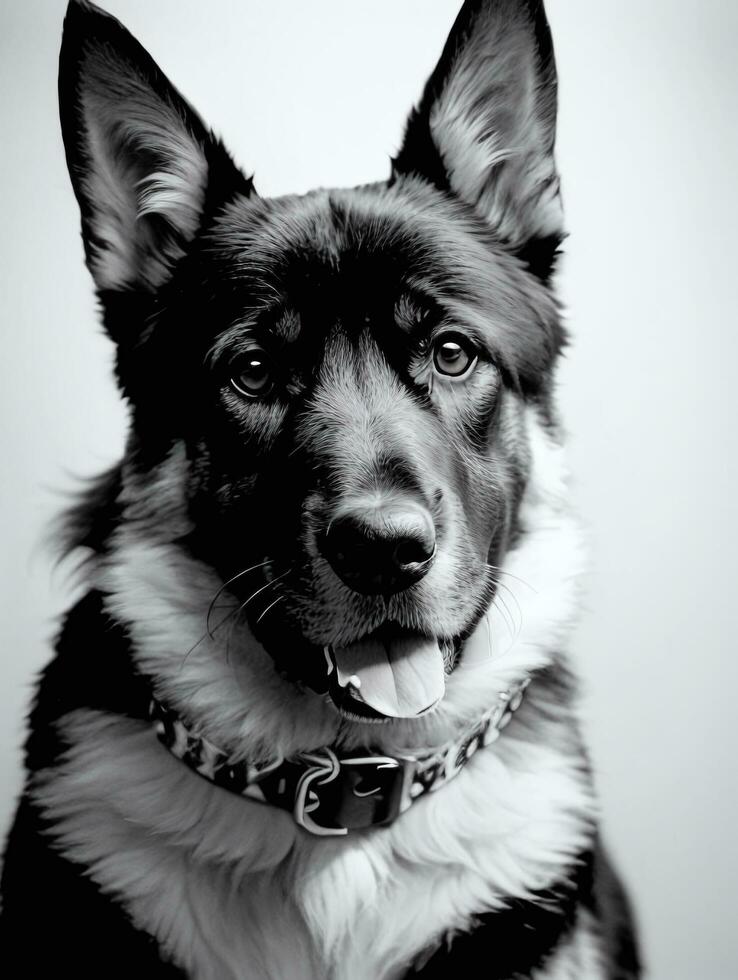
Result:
[392, 0, 562, 281]
[59, 0, 253, 295]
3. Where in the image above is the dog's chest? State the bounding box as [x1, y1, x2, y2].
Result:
[34, 709, 595, 980]
[95, 835, 474, 980]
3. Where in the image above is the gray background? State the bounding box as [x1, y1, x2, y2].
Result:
[1, 2, 736, 976]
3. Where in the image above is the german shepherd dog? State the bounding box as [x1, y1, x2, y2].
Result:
[0, 1, 640, 976]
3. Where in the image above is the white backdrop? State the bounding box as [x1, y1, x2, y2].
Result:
[1, 2, 736, 977]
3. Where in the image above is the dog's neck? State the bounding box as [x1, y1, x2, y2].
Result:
[149, 678, 530, 837]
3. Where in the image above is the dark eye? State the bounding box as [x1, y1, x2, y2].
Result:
[229, 349, 274, 398]
[432, 333, 478, 378]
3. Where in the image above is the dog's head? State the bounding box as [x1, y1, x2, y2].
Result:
[60, 0, 566, 728]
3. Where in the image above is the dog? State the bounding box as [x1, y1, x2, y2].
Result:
[0, 1, 640, 976]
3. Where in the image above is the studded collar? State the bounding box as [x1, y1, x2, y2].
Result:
[150, 678, 530, 837]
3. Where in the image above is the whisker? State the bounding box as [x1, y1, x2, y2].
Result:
[236, 565, 295, 615]
[484, 563, 525, 644]
[234, 566, 293, 619]
[256, 595, 284, 624]
[206, 559, 272, 639]
[492, 591, 516, 640]
[180, 605, 241, 673]
[495, 580, 524, 637]
[184, 565, 295, 675]
[486, 562, 537, 593]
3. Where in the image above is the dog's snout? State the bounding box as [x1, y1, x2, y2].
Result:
[320, 499, 436, 595]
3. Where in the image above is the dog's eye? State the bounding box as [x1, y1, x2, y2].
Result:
[230, 349, 274, 398]
[432, 334, 478, 379]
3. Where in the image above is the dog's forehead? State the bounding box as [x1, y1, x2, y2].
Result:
[209, 181, 499, 303]
[201, 180, 563, 388]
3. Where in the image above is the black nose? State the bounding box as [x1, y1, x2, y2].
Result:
[319, 499, 436, 596]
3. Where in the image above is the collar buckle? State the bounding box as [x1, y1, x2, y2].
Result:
[293, 751, 409, 837]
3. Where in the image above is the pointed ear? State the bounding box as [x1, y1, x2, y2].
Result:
[59, 0, 253, 294]
[392, 0, 562, 280]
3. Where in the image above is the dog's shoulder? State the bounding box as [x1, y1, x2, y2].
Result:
[0, 793, 185, 975]
[415, 840, 640, 979]
[21, 589, 149, 773]
[0, 592, 178, 971]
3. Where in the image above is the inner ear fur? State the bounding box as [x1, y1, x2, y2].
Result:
[392, 0, 563, 281]
[59, 0, 252, 295]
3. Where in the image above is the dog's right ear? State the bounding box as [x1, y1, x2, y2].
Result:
[59, 0, 253, 296]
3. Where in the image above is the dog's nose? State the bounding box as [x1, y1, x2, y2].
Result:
[319, 499, 436, 595]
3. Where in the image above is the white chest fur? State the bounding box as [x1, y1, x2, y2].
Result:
[34, 701, 594, 980]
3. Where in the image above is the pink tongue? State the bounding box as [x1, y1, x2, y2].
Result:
[332, 633, 445, 718]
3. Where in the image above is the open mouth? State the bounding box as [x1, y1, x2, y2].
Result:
[248, 559, 487, 725]
[324, 624, 457, 723]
